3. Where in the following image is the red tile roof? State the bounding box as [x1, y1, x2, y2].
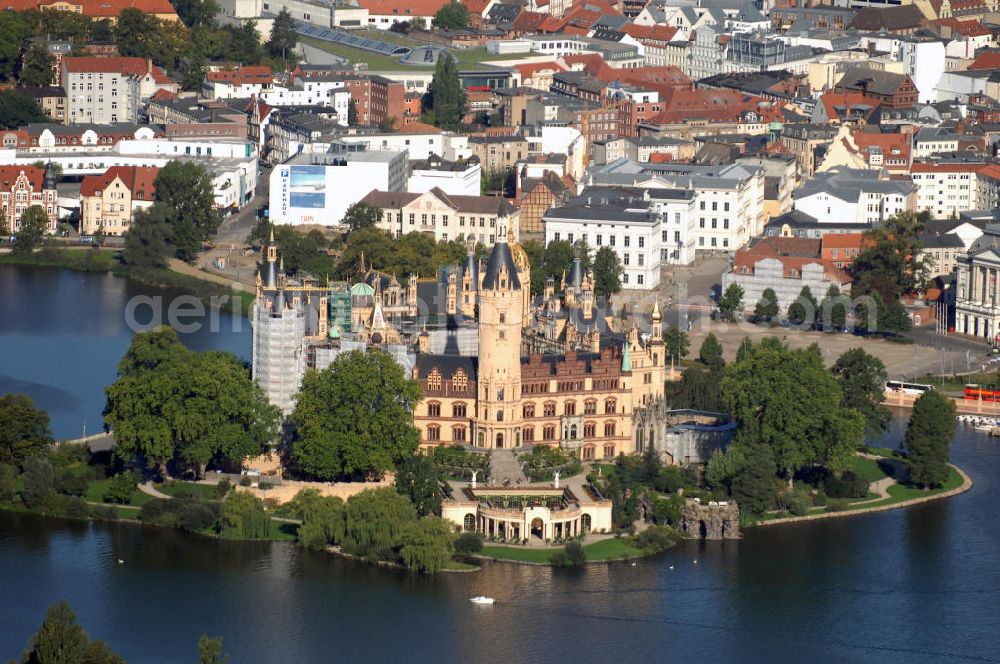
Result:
[206, 66, 274, 86]
[968, 51, 1000, 70]
[63, 56, 172, 84]
[931, 17, 992, 36]
[821, 233, 869, 250]
[620, 24, 679, 43]
[733, 237, 852, 283]
[81, 166, 159, 199]
[357, 0, 451, 16]
[818, 91, 880, 122]
[1, 0, 176, 16]
[853, 130, 911, 163]
[0, 165, 45, 192]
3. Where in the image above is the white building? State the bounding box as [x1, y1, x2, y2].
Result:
[911, 162, 982, 219]
[261, 81, 350, 126]
[794, 169, 915, 227]
[202, 66, 274, 100]
[408, 154, 481, 197]
[339, 129, 471, 161]
[543, 189, 667, 289]
[62, 57, 177, 124]
[268, 146, 408, 226]
[913, 128, 961, 159]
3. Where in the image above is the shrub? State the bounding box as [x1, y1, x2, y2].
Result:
[220, 491, 269, 540]
[635, 525, 677, 553]
[38, 493, 69, 517]
[454, 532, 484, 555]
[653, 466, 684, 494]
[550, 551, 567, 567]
[239, 476, 252, 487]
[788, 496, 810, 517]
[216, 479, 232, 498]
[103, 472, 137, 504]
[259, 481, 274, 491]
[177, 502, 216, 532]
[826, 499, 849, 512]
[55, 468, 89, 497]
[825, 470, 868, 499]
[91, 505, 118, 521]
[140, 498, 172, 523]
[652, 496, 683, 526]
[564, 540, 587, 566]
[64, 496, 89, 520]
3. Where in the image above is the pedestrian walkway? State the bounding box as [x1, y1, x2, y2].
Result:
[488, 449, 527, 486]
[138, 483, 171, 500]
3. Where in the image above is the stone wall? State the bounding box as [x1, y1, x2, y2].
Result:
[679, 500, 741, 540]
[236, 476, 394, 505]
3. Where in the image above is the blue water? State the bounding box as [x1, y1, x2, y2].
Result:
[0, 266, 250, 439]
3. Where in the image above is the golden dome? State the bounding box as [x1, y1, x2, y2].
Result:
[508, 227, 530, 272]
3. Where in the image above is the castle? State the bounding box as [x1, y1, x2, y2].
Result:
[252, 225, 673, 461]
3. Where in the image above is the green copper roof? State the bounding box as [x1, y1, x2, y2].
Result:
[621, 342, 631, 372]
[350, 282, 375, 296]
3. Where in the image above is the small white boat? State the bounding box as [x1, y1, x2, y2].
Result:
[470, 596, 495, 605]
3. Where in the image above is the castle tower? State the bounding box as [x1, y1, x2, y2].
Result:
[475, 223, 523, 450]
[461, 237, 478, 318]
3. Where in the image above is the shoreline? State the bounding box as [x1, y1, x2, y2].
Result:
[0, 249, 254, 316]
[751, 463, 973, 528]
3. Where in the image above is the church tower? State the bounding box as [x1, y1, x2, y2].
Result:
[475, 224, 523, 450]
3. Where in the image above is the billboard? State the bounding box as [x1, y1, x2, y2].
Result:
[288, 165, 326, 209]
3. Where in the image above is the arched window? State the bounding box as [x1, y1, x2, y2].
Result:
[581, 513, 592, 532]
[582, 446, 595, 460]
[570, 424, 577, 439]
[452, 402, 467, 418]
[603, 444, 615, 459]
[564, 401, 576, 416]
[452, 426, 467, 442]
[584, 421, 595, 438]
[523, 402, 535, 418]
[604, 398, 617, 414]
[543, 425, 556, 440]
[464, 513, 476, 531]
[523, 427, 535, 442]
[427, 402, 441, 417]
[543, 401, 556, 417]
[604, 421, 616, 437]
[584, 399, 597, 415]
[427, 425, 441, 441]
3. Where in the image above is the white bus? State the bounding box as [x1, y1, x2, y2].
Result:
[885, 380, 934, 396]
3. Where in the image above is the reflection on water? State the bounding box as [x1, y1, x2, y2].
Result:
[0, 266, 250, 438]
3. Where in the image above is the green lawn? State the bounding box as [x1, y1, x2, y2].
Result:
[0, 248, 117, 272]
[845, 455, 891, 485]
[156, 481, 220, 500]
[443, 559, 479, 571]
[480, 537, 649, 564]
[84, 479, 152, 507]
[847, 467, 965, 510]
[267, 519, 299, 541]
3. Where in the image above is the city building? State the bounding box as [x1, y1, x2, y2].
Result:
[62, 57, 177, 124]
[408, 154, 482, 197]
[360, 187, 520, 245]
[0, 164, 59, 234]
[79, 165, 159, 236]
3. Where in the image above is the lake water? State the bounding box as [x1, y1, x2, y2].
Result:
[1, 267, 999, 663]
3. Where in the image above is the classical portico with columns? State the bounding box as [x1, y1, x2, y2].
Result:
[955, 248, 1000, 342]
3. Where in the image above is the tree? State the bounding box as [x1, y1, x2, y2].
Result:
[102, 472, 136, 504]
[104, 330, 280, 475]
[342, 487, 417, 559]
[735, 336, 753, 363]
[668, 365, 725, 412]
[664, 326, 689, 363]
[378, 116, 398, 133]
[153, 161, 222, 262]
[543, 240, 575, 286]
[122, 205, 172, 268]
[852, 211, 930, 302]
[347, 98, 359, 126]
[592, 246, 623, 297]
[717, 283, 743, 321]
[564, 540, 587, 566]
[21, 454, 54, 508]
[423, 53, 465, 131]
[754, 287, 779, 322]
[114, 9, 189, 68]
[173, 0, 220, 27]
[294, 492, 346, 549]
[822, 284, 847, 330]
[341, 202, 382, 231]
[198, 635, 229, 664]
[433, 2, 470, 29]
[832, 348, 890, 436]
[730, 444, 777, 515]
[19, 43, 55, 87]
[0, 463, 16, 502]
[395, 455, 443, 517]
[399, 516, 454, 573]
[722, 339, 865, 482]
[856, 291, 912, 336]
[20, 600, 125, 664]
[0, 89, 47, 129]
[905, 390, 956, 488]
[266, 8, 297, 61]
[14, 205, 48, 254]
[290, 350, 422, 481]
[787, 285, 818, 327]
[698, 333, 723, 368]
[220, 490, 269, 539]
[0, 394, 53, 470]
